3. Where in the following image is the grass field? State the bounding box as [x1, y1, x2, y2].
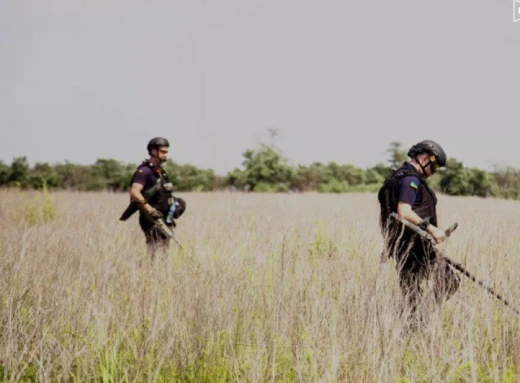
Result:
[1, 189, 520, 382]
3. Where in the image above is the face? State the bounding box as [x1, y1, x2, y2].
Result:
[419, 154, 439, 176]
[152, 146, 169, 162]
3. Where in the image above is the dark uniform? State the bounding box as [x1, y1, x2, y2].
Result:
[121, 137, 186, 255]
[130, 159, 185, 249]
[378, 140, 460, 318]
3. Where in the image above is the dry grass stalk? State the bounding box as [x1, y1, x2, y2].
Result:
[0, 189, 519, 382]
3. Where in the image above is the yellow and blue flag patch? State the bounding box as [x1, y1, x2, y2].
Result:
[410, 181, 418, 189]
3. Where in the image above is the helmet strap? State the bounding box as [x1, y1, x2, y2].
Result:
[153, 152, 167, 166]
[149, 148, 160, 162]
[416, 157, 436, 176]
[426, 155, 438, 174]
[413, 155, 430, 176]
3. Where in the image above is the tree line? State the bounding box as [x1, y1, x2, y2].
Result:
[1, 141, 520, 199]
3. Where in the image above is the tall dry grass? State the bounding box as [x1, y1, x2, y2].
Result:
[1, 188, 520, 382]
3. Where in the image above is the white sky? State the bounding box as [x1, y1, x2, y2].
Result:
[1, 0, 519, 175]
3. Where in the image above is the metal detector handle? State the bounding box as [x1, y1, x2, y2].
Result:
[389, 213, 435, 245]
[445, 222, 458, 238]
[389, 212, 458, 244]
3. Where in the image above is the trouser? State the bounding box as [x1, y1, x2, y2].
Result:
[139, 215, 171, 259]
[394, 237, 461, 316]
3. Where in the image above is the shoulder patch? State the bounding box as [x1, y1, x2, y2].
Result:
[138, 170, 143, 173]
[410, 181, 418, 189]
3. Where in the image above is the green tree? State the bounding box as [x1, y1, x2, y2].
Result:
[438, 158, 468, 195]
[299, 162, 333, 191]
[2, 139, 520, 199]
[8, 156, 30, 188]
[228, 144, 294, 192]
[225, 167, 249, 190]
[467, 168, 494, 197]
[164, 161, 217, 191]
[365, 168, 385, 185]
[336, 164, 365, 186]
[490, 165, 520, 199]
[0, 161, 10, 186]
[387, 141, 408, 169]
[54, 162, 101, 191]
[289, 165, 311, 191]
[318, 178, 349, 193]
[27, 162, 59, 189]
[91, 158, 135, 191]
[368, 162, 392, 180]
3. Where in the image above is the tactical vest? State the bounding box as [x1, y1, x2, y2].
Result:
[377, 164, 438, 238]
[131, 160, 173, 216]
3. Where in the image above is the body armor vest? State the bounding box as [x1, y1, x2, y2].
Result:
[378, 164, 438, 241]
[132, 160, 173, 217]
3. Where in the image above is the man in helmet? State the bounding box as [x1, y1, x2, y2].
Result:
[126, 137, 186, 257]
[378, 139, 460, 321]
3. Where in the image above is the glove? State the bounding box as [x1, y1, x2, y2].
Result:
[149, 208, 163, 220]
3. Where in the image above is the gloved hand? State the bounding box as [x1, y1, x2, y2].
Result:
[428, 225, 447, 244]
[149, 208, 163, 220]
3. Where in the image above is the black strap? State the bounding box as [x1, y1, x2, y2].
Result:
[418, 218, 430, 230]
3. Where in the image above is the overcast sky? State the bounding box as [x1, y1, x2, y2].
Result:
[1, 0, 519, 175]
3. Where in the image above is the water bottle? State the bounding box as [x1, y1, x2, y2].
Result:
[165, 199, 178, 224]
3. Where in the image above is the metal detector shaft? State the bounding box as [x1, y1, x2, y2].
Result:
[443, 257, 520, 315]
[170, 231, 185, 250]
[389, 213, 520, 316]
[153, 219, 187, 251]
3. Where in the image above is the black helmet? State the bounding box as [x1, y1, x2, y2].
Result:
[407, 139, 447, 167]
[147, 137, 169, 154]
